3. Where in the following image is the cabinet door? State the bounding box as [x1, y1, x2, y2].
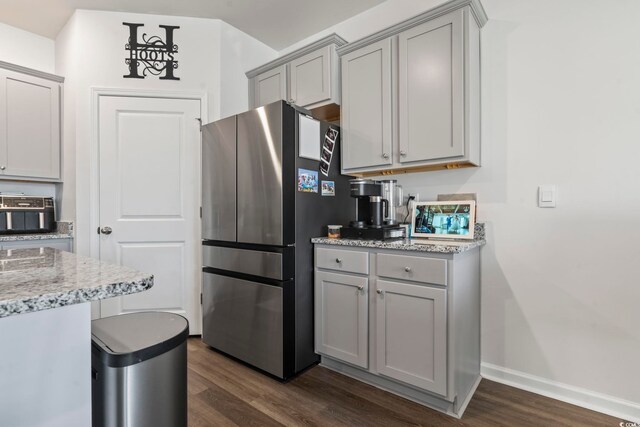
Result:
[2, 238, 72, 252]
[0, 70, 61, 180]
[375, 279, 447, 395]
[315, 270, 368, 368]
[289, 46, 331, 107]
[341, 39, 393, 171]
[254, 65, 287, 108]
[398, 10, 464, 163]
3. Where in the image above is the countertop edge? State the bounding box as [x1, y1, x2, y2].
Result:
[0, 275, 154, 319]
[0, 221, 74, 242]
[311, 237, 486, 254]
[0, 233, 74, 242]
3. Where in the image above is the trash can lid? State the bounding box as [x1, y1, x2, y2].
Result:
[91, 312, 189, 368]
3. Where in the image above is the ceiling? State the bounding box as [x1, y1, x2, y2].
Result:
[0, 0, 386, 50]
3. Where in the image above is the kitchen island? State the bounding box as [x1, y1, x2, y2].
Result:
[0, 247, 153, 427]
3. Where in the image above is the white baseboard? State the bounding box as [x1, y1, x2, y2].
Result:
[481, 362, 640, 424]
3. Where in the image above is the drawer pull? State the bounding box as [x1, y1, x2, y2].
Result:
[357, 285, 364, 291]
[335, 258, 343, 263]
[404, 266, 412, 272]
[376, 289, 384, 295]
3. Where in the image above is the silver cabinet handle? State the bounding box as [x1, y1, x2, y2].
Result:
[404, 266, 412, 272]
[376, 289, 384, 295]
[400, 150, 407, 157]
[99, 226, 113, 235]
[289, 98, 295, 103]
[357, 285, 364, 291]
[0, 166, 5, 171]
[335, 258, 343, 263]
[382, 153, 389, 159]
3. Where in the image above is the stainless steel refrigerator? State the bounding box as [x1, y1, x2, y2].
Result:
[201, 101, 352, 379]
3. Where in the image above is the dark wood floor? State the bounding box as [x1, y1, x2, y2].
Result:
[187, 338, 623, 426]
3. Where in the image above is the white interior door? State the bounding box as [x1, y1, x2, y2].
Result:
[98, 95, 201, 334]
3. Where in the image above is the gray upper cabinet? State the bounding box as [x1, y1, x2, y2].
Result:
[254, 65, 287, 108]
[338, 0, 487, 175]
[247, 34, 346, 112]
[341, 39, 393, 170]
[398, 10, 464, 163]
[0, 62, 63, 182]
[289, 45, 334, 107]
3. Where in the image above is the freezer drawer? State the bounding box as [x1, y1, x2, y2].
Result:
[203, 245, 284, 280]
[202, 272, 284, 377]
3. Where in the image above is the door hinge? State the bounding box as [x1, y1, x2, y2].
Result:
[200, 207, 202, 218]
[196, 118, 202, 131]
[200, 293, 203, 305]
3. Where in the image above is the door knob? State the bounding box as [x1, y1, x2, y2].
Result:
[99, 226, 113, 235]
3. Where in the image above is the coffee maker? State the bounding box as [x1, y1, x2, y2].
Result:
[341, 179, 405, 240]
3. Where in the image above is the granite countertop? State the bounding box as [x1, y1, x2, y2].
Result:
[0, 248, 153, 318]
[0, 221, 74, 242]
[311, 223, 486, 254]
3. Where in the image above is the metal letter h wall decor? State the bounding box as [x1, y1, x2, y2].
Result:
[123, 22, 180, 80]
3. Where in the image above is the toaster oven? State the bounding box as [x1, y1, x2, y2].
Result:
[0, 196, 56, 234]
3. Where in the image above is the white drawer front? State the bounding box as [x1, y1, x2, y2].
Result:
[376, 253, 446, 286]
[316, 247, 369, 275]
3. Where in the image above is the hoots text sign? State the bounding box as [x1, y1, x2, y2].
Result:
[123, 22, 180, 80]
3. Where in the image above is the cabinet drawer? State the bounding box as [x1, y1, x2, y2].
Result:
[376, 253, 446, 285]
[316, 247, 369, 274]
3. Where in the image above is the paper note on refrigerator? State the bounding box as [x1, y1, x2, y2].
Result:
[298, 115, 321, 161]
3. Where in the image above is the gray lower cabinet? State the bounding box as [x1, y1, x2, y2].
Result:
[375, 279, 447, 395]
[337, 1, 487, 175]
[314, 244, 480, 418]
[0, 63, 63, 181]
[1, 238, 72, 252]
[315, 270, 368, 369]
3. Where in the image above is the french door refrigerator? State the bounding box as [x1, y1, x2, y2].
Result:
[201, 101, 352, 379]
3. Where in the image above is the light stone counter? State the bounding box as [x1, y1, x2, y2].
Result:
[0, 221, 74, 242]
[312, 223, 486, 254]
[0, 247, 153, 318]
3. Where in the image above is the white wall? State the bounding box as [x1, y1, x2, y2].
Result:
[55, 10, 275, 257]
[283, 0, 640, 420]
[280, 0, 444, 55]
[0, 23, 55, 72]
[55, 13, 79, 223]
[219, 21, 277, 119]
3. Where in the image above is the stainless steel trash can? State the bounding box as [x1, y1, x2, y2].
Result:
[91, 312, 189, 427]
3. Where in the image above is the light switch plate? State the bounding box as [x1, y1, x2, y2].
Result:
[538, 185, 557, 208]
